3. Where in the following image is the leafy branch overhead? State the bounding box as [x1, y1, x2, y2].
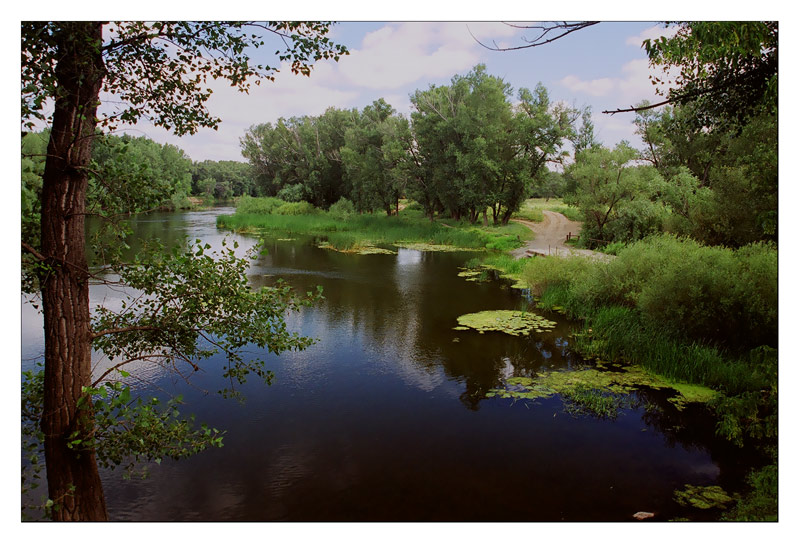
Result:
[21, 21, 348, 134]
[91, 240, 321, 397]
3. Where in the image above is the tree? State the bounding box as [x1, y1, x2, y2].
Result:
[642, 22, 777, 126]
[409, 65, 562, 225]
[342, 99, 410, 215]
[21, 21, 346, 521]
[565, 143, 663, 245]
[240, 107, 356, 208]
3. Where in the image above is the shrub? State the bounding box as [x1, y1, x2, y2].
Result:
[274, 201, 317, 215]
[328, 197, 356, 220]
[524, 234, 778, 351]
[276, 183, 306, 203]
[236, 196, 286, 215]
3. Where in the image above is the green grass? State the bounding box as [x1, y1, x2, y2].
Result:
[513, 198, 581, 222]
[217, 198, 530, 252]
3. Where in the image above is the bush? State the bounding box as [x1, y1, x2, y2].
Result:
[328, 197, 355, 220]
[276, 183, 306, 203]
[523, 234, 777, 351]
[236, 196, 286, 215]
[274, 201, 317, 216]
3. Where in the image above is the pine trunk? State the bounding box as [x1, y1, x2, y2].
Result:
[39, 22, 108, 521]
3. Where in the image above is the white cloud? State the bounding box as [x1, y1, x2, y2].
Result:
[625, 24, 681, 47]
[337, 22, 519, 90]
[559, 58, 670, 106]
[560, 75, 616, 97]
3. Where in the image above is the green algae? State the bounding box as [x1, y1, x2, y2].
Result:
[674, 485, 735, 510]
[486, 363, 718, 414]
[317, 242, 396, 255]
[477, 264, 528, 289]
[454, 310, 556, 336]
[395, 242, 483, 252]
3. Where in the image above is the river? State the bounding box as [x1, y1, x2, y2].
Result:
[21, 207, 749, 521]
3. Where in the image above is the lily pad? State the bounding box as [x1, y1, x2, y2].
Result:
[454, 310, 556, 336]
[395, 242, 482, 252]
[674, 485, 735, 510]
[317, 242, 396, 255]
[486, 363, 718, 415]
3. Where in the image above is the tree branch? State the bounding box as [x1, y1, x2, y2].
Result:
[470, 22, 600, 52]
[22, 241, 47, 263]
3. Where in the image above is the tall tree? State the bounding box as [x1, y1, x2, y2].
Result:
[342, 99, 410, 215]
[21, 21, 346, 521]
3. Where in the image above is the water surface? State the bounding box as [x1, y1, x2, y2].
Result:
[22, 207, 749, 521]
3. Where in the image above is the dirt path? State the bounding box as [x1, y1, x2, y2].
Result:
[510, 210, 611, 261]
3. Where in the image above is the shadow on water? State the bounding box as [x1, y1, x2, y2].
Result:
[22, 207, 756, 521]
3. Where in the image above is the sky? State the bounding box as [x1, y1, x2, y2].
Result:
[100, 20, 678, 163]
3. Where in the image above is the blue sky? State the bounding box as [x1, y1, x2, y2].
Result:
[120, 21, 677, 162]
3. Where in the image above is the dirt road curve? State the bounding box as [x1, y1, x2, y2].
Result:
[510, 210, 611, 261]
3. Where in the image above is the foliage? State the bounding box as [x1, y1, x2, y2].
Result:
[328, 197, 356, 220]
[21, 21, 348, 520]
[22, 22, 348, 133]
[241, 107, 356, 208]
[721, 463, 778, 521]
[409, 66, 576, 225]
[274, 201, 318, 216]
[341, 99, 411, 215]
[236, 195, 288, 215]
[89, 133, 194, 213]
[276, 183, 307, 202]
[644, 22, 777, 127]
[191, 160, 255, 199]
[92, 240, 320, 399]
[525, 235, 777, 350]
[564, 143, 666, 246]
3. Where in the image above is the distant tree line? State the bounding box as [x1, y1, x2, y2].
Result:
[241, 64, 593, 224]
[22, 130, 257, 234]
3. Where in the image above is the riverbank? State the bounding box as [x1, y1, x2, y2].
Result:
[479, 234, 778, 520]
[216, 196, 533, 253]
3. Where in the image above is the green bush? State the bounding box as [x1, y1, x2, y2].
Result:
[328, 197, 356, 220]
[236, 196, 287, 215]
[523, 234, 777, 351]
[276, 183, 306, 203]
[272, 201, 319, 215]
[274, 201, 317, 215]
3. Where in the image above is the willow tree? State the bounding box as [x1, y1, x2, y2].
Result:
[21, 21, 346, 521]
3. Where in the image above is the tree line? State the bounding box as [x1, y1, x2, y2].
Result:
[241, 64, 593, 225]
[22, 130, 257, 233]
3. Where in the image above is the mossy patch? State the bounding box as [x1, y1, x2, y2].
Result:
[674, 485, 735, 510]
[486, 363, 717, 414]
[474, 264, 528, 289]
[394, 242, 483, 252]
[455, 310, 556, 336]
[317, 242, 396, 255]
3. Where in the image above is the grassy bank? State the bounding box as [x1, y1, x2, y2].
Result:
[217, 196, 532, 252]
[471, 234, 778, 519]
[512, 198, 582, 222]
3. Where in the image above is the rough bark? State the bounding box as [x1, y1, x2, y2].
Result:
[40, 22, 108, 521]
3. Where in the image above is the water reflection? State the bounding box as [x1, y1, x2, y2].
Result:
[21, 207, 747, 521]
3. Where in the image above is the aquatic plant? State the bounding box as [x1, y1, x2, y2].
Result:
[454, 310, 556, 336]
[673, 484, 735, 510]
[486, 363, 717, 417]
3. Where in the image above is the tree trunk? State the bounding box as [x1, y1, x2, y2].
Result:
[40, 22, 108, 521]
